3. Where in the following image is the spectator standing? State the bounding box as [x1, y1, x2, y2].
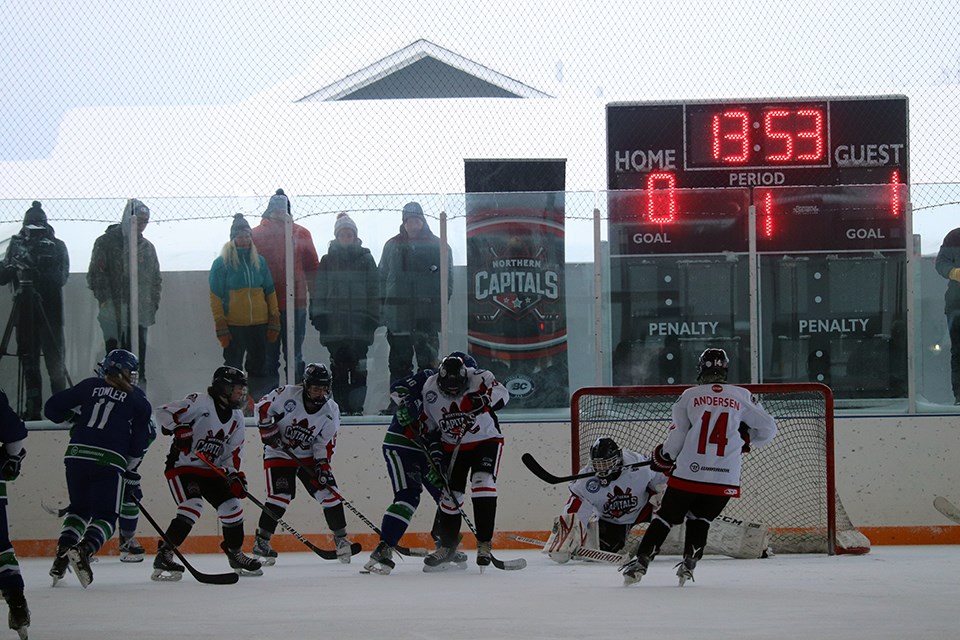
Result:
[378, 202, 451, 414]
[87, 198, 162, 388]
[0, 201, 69, 420]
[209, 214, 280, 404]
[251, 189, 319, 386]
[935, 227, 960, 404]
[312, 213, 379, 415]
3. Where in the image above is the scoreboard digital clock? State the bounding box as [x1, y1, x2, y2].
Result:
[608, 96, 908, 190]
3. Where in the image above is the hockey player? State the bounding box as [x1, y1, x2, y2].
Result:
[545, 437, 665, 563]
[363, 351, 477, 575]
[420, 354, 508, 570]
[252, 363, 355, 564]
[0, 389, 29, 638]
[153, 366, 262, 580]
[621, 348, 778, 586]
[44, 349, 153, 588]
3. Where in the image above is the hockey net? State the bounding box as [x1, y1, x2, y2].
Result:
[571, 384, 870, 555]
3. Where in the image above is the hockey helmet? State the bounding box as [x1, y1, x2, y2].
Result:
[97, 349, 139, 389]
[437, 355, 468, 396]
[211, 366, 248, 409]
[697, 348, 729, 383]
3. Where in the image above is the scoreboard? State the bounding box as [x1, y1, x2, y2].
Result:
[606, 96, 909, 397]
[608, 96, 908, 190]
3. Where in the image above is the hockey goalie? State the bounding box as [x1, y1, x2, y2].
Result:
[545, 437, 771, 563]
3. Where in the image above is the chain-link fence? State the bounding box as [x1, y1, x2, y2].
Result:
[1, 2, 959, 417]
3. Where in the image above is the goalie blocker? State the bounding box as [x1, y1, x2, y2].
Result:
[544, 512, 771, 562]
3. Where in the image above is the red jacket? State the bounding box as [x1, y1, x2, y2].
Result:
[251, 218, 320, 311]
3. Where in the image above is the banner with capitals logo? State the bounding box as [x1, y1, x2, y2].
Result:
[464, 192, 569, 408]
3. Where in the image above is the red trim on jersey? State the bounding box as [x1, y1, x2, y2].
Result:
[441, 436, 504, 454]
[667, 475, 741, 498]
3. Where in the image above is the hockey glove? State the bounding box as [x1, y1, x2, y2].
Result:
[467, 392, 490, 413]
[172, 425, 193, 454]
[0, 447, 26, 482]
[650, 444, 676, 475]
[217, 332, 231, 349]
[259, 423, 281, 448]
[225, 470, 247, 498]
[396, 401, 418, 429]
[122, 470, 143, 502]
[314, 459, 335, 490]
[739, 422, 752, 454]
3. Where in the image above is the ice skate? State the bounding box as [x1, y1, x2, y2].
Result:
[334, 535, 353, 564]
[119, 535, 145, 563]
[422, 544, 467, 573]
[49, 545, 70, 586]
[476, 540, 493, 571]
[221, 541, 263, 576]
[363, 541, 396, 575]
[675, 555, 697, 586]
[151, 541, 184, 582]
[66, 541, 95, 588]
[3, 588, 29, 640]
[620, 552, 653, 586]
[252, 533, 278, 566]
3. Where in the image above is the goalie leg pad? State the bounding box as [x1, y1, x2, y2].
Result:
[544, 514, 598, 563]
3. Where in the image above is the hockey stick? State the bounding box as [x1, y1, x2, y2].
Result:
[41, 500, 69, 518]
[934, 496, 960, 524]
[521, 452, 652, 485]
[507, 534, 628, 564]
[132, 496, 238, 585]
[194, 452, 360, 561]
[418, 439, 526, 571]
[276, 443, 428, 557]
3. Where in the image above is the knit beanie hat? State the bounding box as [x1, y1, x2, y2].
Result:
[402, 201, 425, 222]
[264, 191, 289, 219]
[23, 201, 47, 227]
[334, 212, 358, 238]
[230, 213, 252, 239]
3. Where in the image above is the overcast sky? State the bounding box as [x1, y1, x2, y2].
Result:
[2, 1, 959, 161]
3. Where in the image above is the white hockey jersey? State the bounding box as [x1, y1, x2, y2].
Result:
[420, 367, 509, 452]
[566, 450, 666, 526]
[665, 383, 777, 497]
[254, 385, 340, 464]
[157, 392, 245, 477]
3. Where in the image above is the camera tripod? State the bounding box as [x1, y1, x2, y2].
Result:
[0, 276, 72, 419]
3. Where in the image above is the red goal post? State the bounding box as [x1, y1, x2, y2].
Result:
[571, 383, 870, 555]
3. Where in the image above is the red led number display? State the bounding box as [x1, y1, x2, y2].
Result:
[689, 103, 828, 169]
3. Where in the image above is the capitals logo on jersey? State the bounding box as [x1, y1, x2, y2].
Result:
[284, 418, 318, 448]
[602, 485, 640, 520]
[437, 402, 480, 440]
[195, 428, 230, 460]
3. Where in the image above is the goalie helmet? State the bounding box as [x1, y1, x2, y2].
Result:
[211, 366, 248, 409]
[697, 348, 729, 383]
[437, 355, 468, 396]
[97, 349, 139, 389]
[590, 437, 623, 480]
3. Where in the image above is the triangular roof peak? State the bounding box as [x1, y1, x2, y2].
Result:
[297, 38, 552, 102]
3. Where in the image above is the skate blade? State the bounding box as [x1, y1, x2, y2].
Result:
[422, 561, 467, 573]
[253, 555, 277, 566]
[234, 567, 264, 577]
[360, 564, 393, 575]
[16, 627, 28, 640]
[66, 549, 93, 588]
[678, 572, 694, 587]
[120, 553, 145, 563]
[150, 569, 184, 582]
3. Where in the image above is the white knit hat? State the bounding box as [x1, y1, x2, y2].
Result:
[334, 212, 358, 238]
